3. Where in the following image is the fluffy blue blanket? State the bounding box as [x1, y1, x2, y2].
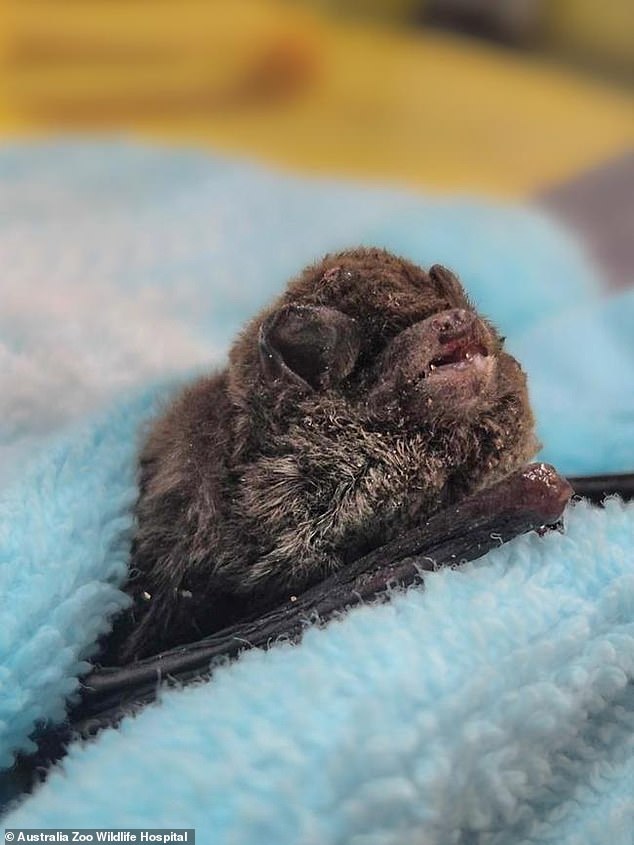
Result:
[0, 143, 633, 842]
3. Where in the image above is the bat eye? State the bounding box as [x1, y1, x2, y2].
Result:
[259, 304, 361, 390]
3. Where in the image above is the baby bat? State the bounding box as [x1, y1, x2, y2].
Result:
[107, 247, 538, 663]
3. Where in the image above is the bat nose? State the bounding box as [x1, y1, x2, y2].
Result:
[430, 308, 474, 343]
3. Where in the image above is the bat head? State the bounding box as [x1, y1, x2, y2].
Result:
[229, 247, 535, 450]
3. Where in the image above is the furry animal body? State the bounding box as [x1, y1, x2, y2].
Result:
[109, 248, 538, 661]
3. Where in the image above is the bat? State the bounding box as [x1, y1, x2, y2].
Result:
[16, 248, 634, 783]
[103, 247, 545, 664]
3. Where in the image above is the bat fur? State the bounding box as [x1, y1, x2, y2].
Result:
[105, 248, 538, 662]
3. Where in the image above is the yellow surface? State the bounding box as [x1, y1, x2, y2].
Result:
[0, 1, 321, 118]
[0, 3, 632, 197]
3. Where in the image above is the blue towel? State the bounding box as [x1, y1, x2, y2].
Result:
[1, 142, 633, 842]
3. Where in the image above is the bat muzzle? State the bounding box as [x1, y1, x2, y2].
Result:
[368, 308, 499, 419]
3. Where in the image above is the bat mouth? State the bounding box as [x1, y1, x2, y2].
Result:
[426, 337, 490, 378]
[416, 322, 497, 414]
[366, 310, 498, 419]
[421, 310, 495, 385]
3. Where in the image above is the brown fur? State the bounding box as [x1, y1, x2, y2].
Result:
[107, 248, 537, 662]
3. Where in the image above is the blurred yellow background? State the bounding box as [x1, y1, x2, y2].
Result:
[0, 0, 631, 197]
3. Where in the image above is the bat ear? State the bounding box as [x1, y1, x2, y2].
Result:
[429, 264, 470, 307]
[259, 304, 361, 390]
